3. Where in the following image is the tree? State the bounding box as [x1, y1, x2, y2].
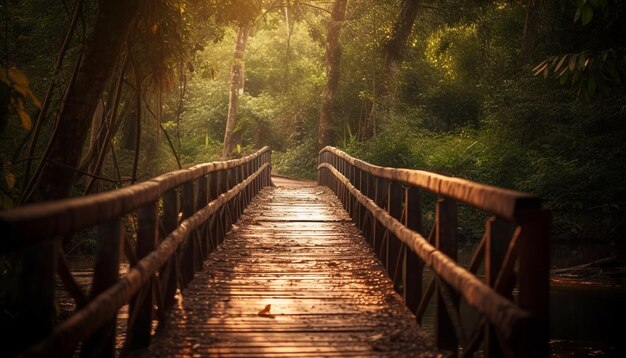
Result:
[27, 0, 143, 202]
[363, 0, 420, 139]
[6, 1, 144, 354]
[223, 20, 253, 157]
[318, 0, 349, 149]
[520, 0, 543, 64]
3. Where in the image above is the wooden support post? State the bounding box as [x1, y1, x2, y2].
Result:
[366, 173, 376, 245]
[12, 240, 57, 356]
[404, 186, 423, 314]
[81, 218, 122, 358]
[161, 189, 179, 313]
[517, 211, 551, 357]
[388, 181, 403, 288]
[374, 177, 387, 259]
[207, 173, 218, 251]
[197, 175, 209, 260]
[484, 217, 516, 357]
[181, 181, 198, 283]
[128, 202, 158, 351]
[435, 198, 459, 357]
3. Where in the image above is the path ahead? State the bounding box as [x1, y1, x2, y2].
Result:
[146, 186, 437, 357]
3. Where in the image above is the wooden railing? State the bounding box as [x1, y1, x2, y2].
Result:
[0, 147, 272, 357]
[318, 146, 550, 357]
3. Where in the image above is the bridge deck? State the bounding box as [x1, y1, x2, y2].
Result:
[146, 186, 437, 357]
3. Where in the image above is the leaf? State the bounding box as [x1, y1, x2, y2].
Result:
[568, 54, 578, 71]
[555, 55, 568, 73]
[532, 60, 548, 73]
[258, 304, 275, 318]
[7, 67, 29, 87]
[587, 76, 597, 96]
[17, 109, 32, 131]
[581, 4, 594, 25]
[5, 173, 15, 190]
[572, 69, 581, 84]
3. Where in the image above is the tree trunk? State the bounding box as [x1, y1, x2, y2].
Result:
[222, 21, 252, 158]
[318, 0, 348, 150]
[363, 0, 420, 139]
[11, 3, 141, 353]
[29, 0, 141, 202]
[520, 0, 542, 64]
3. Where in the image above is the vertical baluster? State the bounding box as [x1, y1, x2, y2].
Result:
[81, 218, 122, 357]
[404, 186, 423, 314]
[197, 174, 209, 261]
[374, 177, 387, 261]
[161, 189, 180, 313]
[217, 168, 228, 244]
[207, 172, 218, 252]
[359, 171, 369, 235]
[15, 240, 57, 356]
[388, 181, 403, 288]
[366, 173, 376, 245]
[128, 202, 158, 351]
[483, 217, 516, 357]
[181, 181, 197, 283]
[517, 211, 550, 357]
[435, 198, 459, 356]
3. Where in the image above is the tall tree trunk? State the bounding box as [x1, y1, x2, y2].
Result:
[520, 0, 542, 64]
[318, 0, 348, 150]
[363, 0, 420, 139]
[28, 0, 141, 202]
[10, 1, 142, 354]
[222, 21, 252, 158]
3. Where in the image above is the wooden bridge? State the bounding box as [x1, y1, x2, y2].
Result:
[0, 147, 550, 357]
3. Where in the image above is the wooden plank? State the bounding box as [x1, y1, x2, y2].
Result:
[145, 187, 437, 357]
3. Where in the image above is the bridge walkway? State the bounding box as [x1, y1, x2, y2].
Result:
[145, 185, 437, 357]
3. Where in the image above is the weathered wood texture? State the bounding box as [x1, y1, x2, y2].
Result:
[0, 148, 272, 357]
[318, 147, 551, 357]
[146, 186, 438, 357]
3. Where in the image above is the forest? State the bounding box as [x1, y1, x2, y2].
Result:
[1, 0, 626, 356]
[1, 1, 625, 248]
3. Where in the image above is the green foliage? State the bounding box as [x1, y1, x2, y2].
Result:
[533, 48, 626, 98]
[272, 138, 318, 180]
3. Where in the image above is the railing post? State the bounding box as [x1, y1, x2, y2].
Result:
[207, 172, 218, 252]
[128, 202, 158, 351]
[484, 217, 516, 357]
[81, 218, 122, 358]
[388, 181, 403, 289]
[161, 189, 180, 313]
[404, 186, 423, 314]
[181, 181, 198, 284]
[435, 198, 459, 356]
[517, 211, 551, 357]
[374, 177, 387, 261]
[197, 174, 209, 260]
[366, 173, 376, 245]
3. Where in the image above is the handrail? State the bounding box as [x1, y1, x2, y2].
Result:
[0, 147, 271, 251]
[25, 163, 270, 356]
[0, 147, 273, 357]
[320, 146, 540, 221]
[318, 146, 550, 357]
